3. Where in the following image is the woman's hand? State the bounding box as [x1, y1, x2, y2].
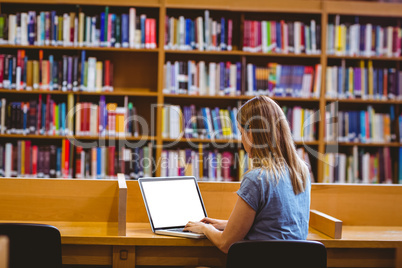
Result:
[200, 217, 227, 231]
[183, 221, 207, 234]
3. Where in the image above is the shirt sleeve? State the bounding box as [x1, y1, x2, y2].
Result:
[237, 176, 261, 212]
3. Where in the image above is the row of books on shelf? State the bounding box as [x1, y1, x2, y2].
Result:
[0, 140, 153, 179]
[0, 7, 157, 49]
[325, 105, 397, 143]
[164, 11, 232, 51]
[323, 146, 399, 184]
[243, 20, 321, 55]
[160, 149, 246, 181]
[246, 63, 321, 98]
[163, 61, 322, 98]
[0, 50, 114, 92]
[327, 16, 401, 57]
[326, 60, 402, 100]
[161, 104, 318, 142]
[0, 95, 74, 136]
[75, 96, 141, 137]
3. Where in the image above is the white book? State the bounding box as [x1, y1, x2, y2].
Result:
[216, 63, 221, 95]
[91, 104, 98, 135]
[8, 15, 16, 45]
[169, 17, 175, 49]
[174, 61, 179, 93]
[164, 62, 171, 93]
[21, 13, 28, 45]
[387, 26, 393, 57]
[262, 21, 268, 53]
[5, 143, 12, 178]
[75, 103, 81, 135]
[179, 16, 185, 50]
[283, 23, 289, 54]
[161, 151, 168, 177]
[74, 17, 78, 46]
[362, 153, 370, 184]
[352, 146, 359, 183]
[197, 17, 204, 51]
[314, 64, 322, 98]
[91, 17, 98, 47]
[199, 61, 206, 95]
[365, 24, 372, 57]
[311, 20, 317, 54]
[129, 8, 136, 48]
[36, 15, 42, 46]
[169, 105, 181, 139]
[294, 21, 301, 54]
[378, 27, 384, 56]
[247, 64, 254, 96]
[15, 67, 21, 91]
[338, 154, 346, 183]
[204, 10, 210, 50]
[85, 16, 91, 47]
[332, 67, 338, 98]
[87, 57, 97, 92]
[209, 62, 216, 95]
[326, 67, 332, 97]
[63, 13, 70, 46]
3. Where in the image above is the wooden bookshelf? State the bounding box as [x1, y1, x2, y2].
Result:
[1, 0, 402, 183]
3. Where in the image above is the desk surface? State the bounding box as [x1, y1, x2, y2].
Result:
[2, 220, 401, 249]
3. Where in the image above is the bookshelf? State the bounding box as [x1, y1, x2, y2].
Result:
[1, 0, 402, 183]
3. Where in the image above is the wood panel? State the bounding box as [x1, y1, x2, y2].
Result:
[310, 184, 402, 226]
[0, 236, 8, 268]
[62, 245, 113, 265]
[310, 209, 342, 239]
[0, 0, 161, 7]
[325, 0, 402, 16]
[126, 181, 240, 223]
[113, 246, 136, 268]
[0, 178, 119, 222]
[326, 248, 395, 268]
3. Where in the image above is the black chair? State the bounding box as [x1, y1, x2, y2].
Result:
[0, 223, 62, 268]
[226, 240, 327, 268]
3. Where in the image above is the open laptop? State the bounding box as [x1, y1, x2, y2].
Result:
[138, 176, 207, 239]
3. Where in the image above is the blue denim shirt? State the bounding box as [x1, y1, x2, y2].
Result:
[237, 168, 311, 240]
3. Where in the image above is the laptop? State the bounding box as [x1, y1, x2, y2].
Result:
[138, 176, 207, 239]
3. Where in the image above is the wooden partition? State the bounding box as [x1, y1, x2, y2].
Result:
[0, 236, 8, 268]
[311, 184, 402, 226]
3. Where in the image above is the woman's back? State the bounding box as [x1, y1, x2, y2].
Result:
[237, 168, 311, 240]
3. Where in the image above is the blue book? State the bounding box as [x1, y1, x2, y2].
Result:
[56, 148, 61, 177]
[80, 50, 86, 91]
[236, 62, 242, 94]
[211, 152, 216, 180]
[373, 68, 377, 97]
[220, 17, 226, 50]
[121, 14, 129, 47]
[41, 103, 46, 135]
[364, 68, 368, 97]
[100, 13, 105, 46]
[210, 109, 220, 139]
[23, 56, 28, 87]
[376, 26, 381, 56]
[201, 108, 211, 139]
[191, 20, 196, 49]
[185, 19, 191, 48]
[23, 103, 27, 133]
[50, 11, 56, 44]
[360, 111, 366, 143]
[49, 55, 54, 90]
[28, 12, 35, 45]
[345, 67, 349, 96]
[61, 103, 66, 135]
[276, 22, 282, 52]
[229, 108, 238, 139]
[220, 62, 225, 93]
[399, 147, 402, 184]
[215, 107, 223, 138]
[96, 147, 102, 179]
[8, 58, 12, 86]
[378, 70, 383, 98]
[187, 61, 192, 93]
[253, 65, 257, 93]
[348, 111, 353, 141]
[141, 16, 146, 47]
[40, 12, 45, 45]
[338, 66, 343, 97]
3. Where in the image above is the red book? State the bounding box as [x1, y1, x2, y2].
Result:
[243, 20, 248, 50]
[37, 94, 42, 135]
[45, 94, 50, 134]
[109, 146, 115, 177]
[227, 19, 233, 50]
[104, 60, 110, 91]
[271, 21, 276, 52]
[81, 102, 87, 135]
[257, 21, 261, 52]
[222, 152, 233, 181]
[280, 20, 285, 51]
[64, 139, 70, 177]
[301, 24, 305, 53]
[52, 102, 56, 135]
[145, 19, 151, 49]
[0, 55, 4, 87]
[39, 50, 43, 87]
[108, 14, 112, 46]
[25, 140, 31, 176]
[392, 27, 398, 56]
[32, 145, 38, 176]
[86, 102, 91, 135]
[75, 146, 82, 178]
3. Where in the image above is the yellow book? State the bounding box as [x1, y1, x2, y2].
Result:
[96, 61, 103, 92]
[225, 110, 233, 138]
[300, 109, 305, 139]
[238, 149, 245, 180]
[336, 25, 342, 54]
[32, 60, 39, 90]
[219, 109, 227, 137]
[115, 107, 125, 136]
[368, 60, 374, 98]
[78, 12, 85, 46]
[348, 67, 354, 97]
[26, 60, 33, 90]
[21, 141, 25, 176]
[341, 25, 347, 54]
[384, 115, 390, 142]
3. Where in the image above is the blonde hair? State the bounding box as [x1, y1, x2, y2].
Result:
[237, 96, 309, 195]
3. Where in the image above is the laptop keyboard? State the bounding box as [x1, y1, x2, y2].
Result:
[168, 228, 188, 232]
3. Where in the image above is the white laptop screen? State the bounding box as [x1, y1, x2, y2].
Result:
[141, 178, 207, 229]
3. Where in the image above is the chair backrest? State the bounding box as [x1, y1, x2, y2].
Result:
[0, 223, 62, 268]
[0, 236, 8, 268]
[226, 240, 327, 268]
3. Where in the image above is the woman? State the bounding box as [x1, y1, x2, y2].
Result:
[184, 96, 311, 253]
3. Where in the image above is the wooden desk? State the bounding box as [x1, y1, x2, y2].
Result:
[0, 178, 401, 268]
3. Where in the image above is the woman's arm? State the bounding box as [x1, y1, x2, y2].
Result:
[184, 196, 256, 253]
[200, 217, 227, 231]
